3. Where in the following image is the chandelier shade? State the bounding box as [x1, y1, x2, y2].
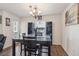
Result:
[29, 5, 42, 18]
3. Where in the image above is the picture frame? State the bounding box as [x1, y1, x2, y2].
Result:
[0, 15, 2, 24]
[6, 17, 10, 26]
[65, 11, 68, 25]
[65, 4, 78, 26]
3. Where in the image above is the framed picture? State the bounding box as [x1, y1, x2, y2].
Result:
[6, 17, 10, 26]
[0, 16, 2, 24]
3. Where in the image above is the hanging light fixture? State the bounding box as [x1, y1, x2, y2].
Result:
[29, 5, 41, 19]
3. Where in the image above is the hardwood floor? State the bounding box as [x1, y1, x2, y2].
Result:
[51, 45, 68, 56]
[0, 45, 68, 56]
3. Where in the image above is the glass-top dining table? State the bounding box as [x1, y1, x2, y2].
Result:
[12, 36, 51, 56]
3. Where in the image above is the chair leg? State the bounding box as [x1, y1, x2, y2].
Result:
[35, 51, 36, 56]
[38, 46, 42, 56]
[20, 43, 22, 56]
[28, 51, 31, 56]
[24, 45, 27, 56]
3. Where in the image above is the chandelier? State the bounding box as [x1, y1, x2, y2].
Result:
[29, 5, 41, 19]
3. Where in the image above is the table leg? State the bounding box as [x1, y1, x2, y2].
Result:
[48, 45, 51, 56]
[24, 45, 26, 56]
[20, 43, 22, 56]
[12, 40, 15, 56]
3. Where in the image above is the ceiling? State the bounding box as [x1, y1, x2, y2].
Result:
[0, 3, 70, 17]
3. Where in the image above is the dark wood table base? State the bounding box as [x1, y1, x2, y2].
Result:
[12, 39, 51, 56]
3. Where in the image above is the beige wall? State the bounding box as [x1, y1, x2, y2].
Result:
[20, 14, 62, 45]
[0, 10, 20, 49]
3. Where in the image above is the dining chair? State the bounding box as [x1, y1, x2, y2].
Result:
[23, 36, 41, 56]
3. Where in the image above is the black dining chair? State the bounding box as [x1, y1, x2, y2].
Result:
[23, 36, 41, 56]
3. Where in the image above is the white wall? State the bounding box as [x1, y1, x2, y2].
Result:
[20, 14, 62, 45]
[0, 10, 20, 49]
[61, 3, 79, 55]
[68, 25, 79, 55]
[61, 4, 73, 55]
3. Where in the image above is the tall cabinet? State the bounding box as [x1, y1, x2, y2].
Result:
[28, 21, 52, 44]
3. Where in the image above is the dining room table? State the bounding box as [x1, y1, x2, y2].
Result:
[12, 36, 51, 56]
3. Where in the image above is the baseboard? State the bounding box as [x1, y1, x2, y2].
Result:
[3, 45, 12, 52]
[60, 45, 68, 56]
[52, 43, 61, 45]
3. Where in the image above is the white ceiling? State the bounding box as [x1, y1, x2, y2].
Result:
[0, 3, 70, 17]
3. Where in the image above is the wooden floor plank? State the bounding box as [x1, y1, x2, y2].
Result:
[0, 45, 68, 56]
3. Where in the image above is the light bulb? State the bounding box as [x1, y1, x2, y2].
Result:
[33, 9, 36, 13]
[29, 11, 32, 14]
[38, 10, 41, 13]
